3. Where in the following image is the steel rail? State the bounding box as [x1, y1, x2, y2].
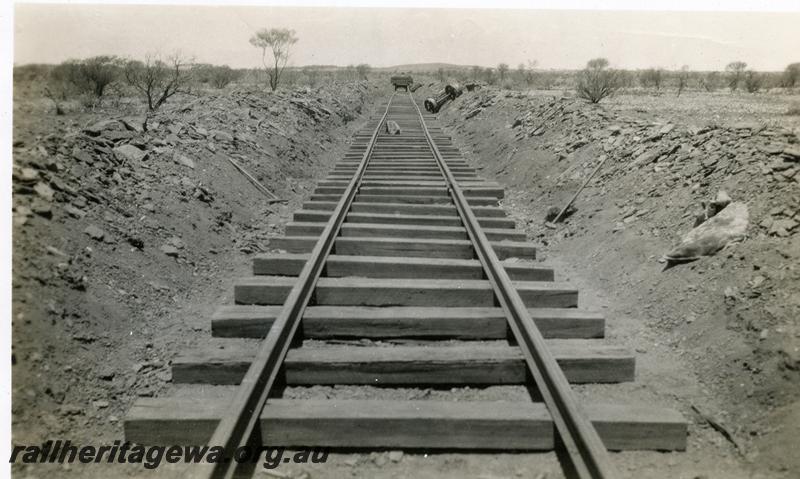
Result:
[408, 93, 619, 479]
[197, 93, 396, 479]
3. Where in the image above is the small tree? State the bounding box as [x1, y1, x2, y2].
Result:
[249, 28, 298, 91]
[124, 53, 194, 111]
[744, 70, 763, 93]
[576, 58, 619, 103]
[640, 68, 663, 90]
[725, 61, 747, 91]
[497, 63, 509, 83]
[676, 65, 690, 96]
[782, 62, 800, 88]
[356, 64, 371, 81]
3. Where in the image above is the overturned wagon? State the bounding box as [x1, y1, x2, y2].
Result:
[390, 75, 414, 91]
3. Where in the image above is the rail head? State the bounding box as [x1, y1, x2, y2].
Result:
[197, 94, 396, 479]
[407, 92, 619, 479]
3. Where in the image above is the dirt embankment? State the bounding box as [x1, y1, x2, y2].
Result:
[438, 87, 800, 476]
[10, 82, 376, 454]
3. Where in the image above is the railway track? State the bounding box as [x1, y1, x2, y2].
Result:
[124, 93, 687, 478]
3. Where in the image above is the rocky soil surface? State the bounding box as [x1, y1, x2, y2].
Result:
[11, 81, 375, 478]
[437, 86, 800, 478]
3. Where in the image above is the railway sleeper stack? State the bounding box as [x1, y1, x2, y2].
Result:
[125, 95, 687, 457]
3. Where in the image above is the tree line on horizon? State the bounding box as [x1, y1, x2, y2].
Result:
[12, 24, 800, 113]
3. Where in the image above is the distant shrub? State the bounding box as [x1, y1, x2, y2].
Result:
[787, 103, 800, 116]
[700, 71, 719, 92]
[639, 68, 663, 90]
[576, 58, 620, 103]
[744, 70, 763, 93]
[782, 63, 800, 88]
[483, 68, 496, 85]
[500, 79, 517, 90]
[209, 66, 240, 89]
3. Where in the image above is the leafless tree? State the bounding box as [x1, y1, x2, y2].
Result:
[576, 58, 620, 103]
[676, 66, 690, 96]
[249, 28, 298, 91]
[123, 53, 194, 111]
[725, 61, 747, 91]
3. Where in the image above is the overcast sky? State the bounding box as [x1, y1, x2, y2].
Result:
[13, 4, 800, 70]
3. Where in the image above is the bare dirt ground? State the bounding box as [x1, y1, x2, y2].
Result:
[11, 80, 800, 479]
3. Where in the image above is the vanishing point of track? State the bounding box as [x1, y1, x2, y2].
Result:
[124, 92, 688, 478]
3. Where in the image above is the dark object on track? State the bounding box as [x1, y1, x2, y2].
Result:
[424, 91, 451, 113]
[391, 75, 413, 91]
[409, 83, 422, 92]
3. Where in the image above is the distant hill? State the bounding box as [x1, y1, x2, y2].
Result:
[375, 63, 475, 73]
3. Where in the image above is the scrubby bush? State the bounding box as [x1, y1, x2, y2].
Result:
[782, 63, 800, 88]
[700, 71, 720, 92]
[576, 58, 619, 103]
[744, 70, 763, 93]
[639, 68, 663, 90]
[209, 65, 240, 89]
[41, 56, 121, 108]
[725, 61, 747, 91]
[70, 56, 121, 99]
